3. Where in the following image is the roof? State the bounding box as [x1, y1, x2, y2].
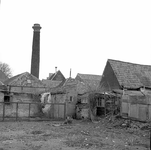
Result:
[0, 70, 9, 82]
[108, 59, 151, 89]
[42, 79, 62, 88]
[76, 73, 101, 80]
[63, 77, 77, 86]
[50, 86, 66, 94]
[48, 73, 55, 80]
[4, 72, 46, 88]
[114, 89, 151, 96]
[76, 73, 102, 92]
[47, 70, 65, 81]
[48, 73, 54, 80]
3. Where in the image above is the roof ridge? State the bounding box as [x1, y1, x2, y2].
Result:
[108, 59, 151, 67]
[78, 73, 101, 76]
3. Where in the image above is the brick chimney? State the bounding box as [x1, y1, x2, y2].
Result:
[31, 23, 41, 78]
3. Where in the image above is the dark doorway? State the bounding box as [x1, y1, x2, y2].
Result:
[96, 107, 105, 116]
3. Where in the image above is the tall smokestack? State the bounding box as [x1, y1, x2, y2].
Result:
[31, 23, 41, 78]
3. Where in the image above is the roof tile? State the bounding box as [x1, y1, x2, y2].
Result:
[108, 59, 151, 89]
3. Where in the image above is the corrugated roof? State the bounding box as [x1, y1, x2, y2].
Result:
[108, 59, 151, 89]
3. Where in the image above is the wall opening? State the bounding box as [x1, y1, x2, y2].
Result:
[69, 96, 73, 102]
[4, 95, 11, 105]
[96, 107, 105, 116]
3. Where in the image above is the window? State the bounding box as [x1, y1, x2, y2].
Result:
[69, 96, 73, 102]
[4, 95, 10, 105]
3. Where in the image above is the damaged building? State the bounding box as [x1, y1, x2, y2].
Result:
[0, 72, 47, 118]
[99, 59, 151, 122]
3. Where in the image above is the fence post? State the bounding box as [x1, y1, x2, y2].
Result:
[16, 102, 18, 121]
[57, 104, 59, 119]
[64, 102, 66, 120]
[52, 103, 54, 119]
[104, 93, 106, 116]
[28, 103, 31, 121]
[3, 102, 5, 121]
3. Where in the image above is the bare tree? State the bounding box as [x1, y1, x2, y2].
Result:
[0, 62, 12, 78]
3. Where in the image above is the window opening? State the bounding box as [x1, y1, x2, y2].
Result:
[4, 95, 10, 105]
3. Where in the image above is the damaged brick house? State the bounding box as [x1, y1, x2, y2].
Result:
[98, 59, 151, 121]
[0, 72, 47, 118]
[50, 76, 89, 118]
[75, 73, 102, 119]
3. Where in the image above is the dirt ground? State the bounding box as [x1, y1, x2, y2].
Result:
[0, 118, 150, 150]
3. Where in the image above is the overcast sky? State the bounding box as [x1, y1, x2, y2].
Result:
[0, 0, 151, 79]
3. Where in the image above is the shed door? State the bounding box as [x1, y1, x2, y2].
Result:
[139, 105, 147, 121]
[129, 104, 138, 119]
[121, 102, 129, 116]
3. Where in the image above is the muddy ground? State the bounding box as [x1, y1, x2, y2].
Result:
[0, 118, 150, 150]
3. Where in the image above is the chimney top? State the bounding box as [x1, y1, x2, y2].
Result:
[55, 67, 57, 73]
[32, 23, 41, 32]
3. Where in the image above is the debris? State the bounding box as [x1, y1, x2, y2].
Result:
[52, 124, 61, 127]
[64, 116, 73, 124]
[31, 130, 43, 135]
[81, 131, 89, 135]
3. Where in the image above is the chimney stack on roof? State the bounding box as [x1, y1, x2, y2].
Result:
[55, 67, 57, 73]
[30, 23, 41, 78]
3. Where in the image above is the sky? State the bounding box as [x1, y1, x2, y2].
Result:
[0, 0, 151, 80]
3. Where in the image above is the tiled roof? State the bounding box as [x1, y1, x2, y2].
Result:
[4, 72, 46, 88]
[77, 73, 101, 80]
[76, 73, 102, 91]
[42, 79, 62, 88]
[48, 73, 55, 80]
[47, 70, 65, 81]
[108, 59, 151, 89]
[63, 77, 78, 86]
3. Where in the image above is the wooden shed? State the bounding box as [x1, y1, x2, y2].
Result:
[120, 90, 151, 121]
[99, 59, 151, 121]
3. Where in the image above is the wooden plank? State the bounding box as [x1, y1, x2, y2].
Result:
[51, 103, 54, 119]
[64, 102, 66, 119]
[58, 104, 59, 118]
[16, 102, 18, 121]
[28, 103, 31, 121]
[104, 94, 106, 116]
[3, 103, 5, 121]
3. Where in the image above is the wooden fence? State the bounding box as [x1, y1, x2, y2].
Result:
[0, 102, 66, 121]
